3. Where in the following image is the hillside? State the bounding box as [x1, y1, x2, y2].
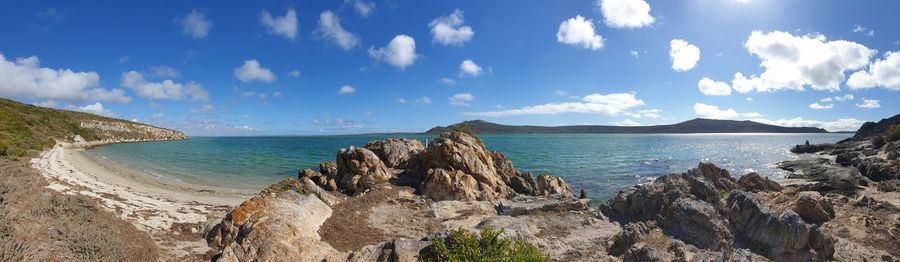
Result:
[0, 98, 186, 157]
[425, 118, 828, 134]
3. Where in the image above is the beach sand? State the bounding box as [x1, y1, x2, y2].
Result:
[31, 143, 257, 259]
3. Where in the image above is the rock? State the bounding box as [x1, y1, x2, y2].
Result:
[496, 195, 590, 216]
[690, 162, 741, 191]
[422, 131, 512, 198]
[724, 191, 834, 260]
[608, 221, 658, 256]
[508, 172, 536, 196]
[476, 216, 537, 239]
[420, 168, 481, 201]
[658, 198, 732, 250]
[793, 191, 834, 224]
[737, 172, 783, 192]
[622, 244, 665, 262]
[207, 190, 343, 261]
[579, 189, 588, 199]
[364, 138, 424, 170]
[347, 238, 429, 262]
[857, 158, 900, 182]
[778, 158, 868, 194]
[790, 143, 833, 154]
[299, 168, 321, 179]
[319, 161, 338, 176]
[835, 152, 857, 166]
[534, 173, 573, 196]
[336, 146, 392, 194]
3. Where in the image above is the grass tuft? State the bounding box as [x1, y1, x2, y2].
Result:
[423, 228, 548, 262]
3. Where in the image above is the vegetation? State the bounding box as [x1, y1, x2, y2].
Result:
[872, 135, 886, 149]
[451, 122, 474, 135]
[423, 228, 548, 262]
[886, 124, 900, 143]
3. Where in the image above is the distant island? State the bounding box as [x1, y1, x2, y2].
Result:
[425, 118, 828, 134]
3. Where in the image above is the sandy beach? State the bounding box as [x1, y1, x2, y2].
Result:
[31, 143, 257, 258]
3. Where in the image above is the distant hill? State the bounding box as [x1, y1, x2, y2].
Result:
[0, 98, 186, 157]
[844, 114, 900, 142]
[425, 119, 828, 134]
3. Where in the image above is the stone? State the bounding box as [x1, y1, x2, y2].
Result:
[659, 198, 732, 250]
[608, 221, 657, 256]
[622, 244, 665, 262]
[319, 161, 338, 176]
[299, 168, 321, 179]
[496, 195, 590, 216]
[347, 239, 430, 262]
[857, 158, 900, 182]
[508, 172, 536, 196]
[793, 191, 834, 224]
[534, 173, 573, 196]
[364, 138, 424, 170]
[835, 152, 857, 166]
[420, 168, 481, 201]
[336, 146, 392, 194]
[790, 143, 833, 154]
[422, 131, 512, 198]
[737, 172, 783, 192]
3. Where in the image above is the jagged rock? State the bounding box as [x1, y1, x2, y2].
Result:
[793, 191, 834, 224]
[365, 138, 424, 170]
[508, 172, 536, 196]
[622, 244, 665, 262]
[778, 158, 868, 194]
[857, 158, 900, 182]
[422, 131, 512, 198]
[737, 172, 783, 192]
[348, 238, 429, 262]
[609, 221, 658, 256]
[207, 190, 343, 261]
[496, 194, 590, 216]
[299, 168, 321, 179]
[534, 173, 573, 196]
[691, 162, 741, 191]
[579, 189, 588, 199]
[336, 147, 392, 194]
[420, 168, 481, 201]
[659, 198, 732, 250]
[790, 143, 833, 154]
[835, 152, 857, 166]
[320, 161, 338, 176]
[724, 191, 834, 260]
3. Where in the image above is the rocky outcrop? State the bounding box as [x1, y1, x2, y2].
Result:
[335, 147, 392, 195]
[793, 191, 834, 224]
[421, 131, 513, 199]
[420, 168, 481, 201]
[364, 138, 424, 170]
[737, 172, 783, 192]
[659, 198, 732, 250]
[790, 142, 833, 154]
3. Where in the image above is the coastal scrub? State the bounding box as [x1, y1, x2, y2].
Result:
[423, 228, 547, 262]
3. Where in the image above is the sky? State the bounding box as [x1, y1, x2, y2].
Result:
[1, 0, 898, 135]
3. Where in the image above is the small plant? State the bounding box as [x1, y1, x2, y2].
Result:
[423, 228, 548, 262]
[872, 135, 886, 149]
[451, 123, 474, 135]
[886, 124, 900, 142]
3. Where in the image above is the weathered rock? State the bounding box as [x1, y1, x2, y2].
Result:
[690, 162, 741, 191]
[420, 168, 481, 201]
[534, 173, 574, 196]
[622, 244, 665, 262]
[475, 216, 537, 239]
[207, 190, 343, 261]
[737, 172, 783, 192]
[659, 198, 732, 250]
[835, 152, 857, 166]
[857, 158, 900, 182]
[508, 172, 536, 196]
[778, 158, 868, 194]
[609, 221, 658, 256]
[790, 143, 833, 154]
[365, 138, 424, 170]
[793, 191, 834, 224]
[496, 194, 590, 216]
[347, 238, 429, 262]
[422, 131, 512, 198]
[299, 168, 322, 179]
[320, 161, 338, 176]
[336, 147, 392, 194]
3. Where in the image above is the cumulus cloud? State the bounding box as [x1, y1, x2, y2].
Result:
[350, 0, 375, 17]
[466, 92, 645, 117]
[449, 93, 475, 106]
[148, 66, 180, 78]
[77, 102, 114, 116]
[625, 109, 661, 119]
[557, 16, 604, 50]
[617, 119, 641, 126]
[338, 85, 356, 94]
[0, 54, 131, 103]
[821, 94, 854, 102]
[726, 31, 874, 93]
[692, 103, 760, 119]
[847, 51, 900, 90]
[260, 8, 298, 40]
[459, 59, 483, 77]
[809, 103, 833, 110]
[314, 11, 360, 50]
[670, 39, 700, 71]
[429, 9, 474, 46]
[121, 71, 209, 101]
[177, 9, 211, 39]
[369, 35, 418, 70]
[438, 77, 457, 86]
[598, 0, 655, 28]
[852, 24, 875, 37]
[416, 96, 432, 104]
[697, 77, 731, 96]
[855, 99, 881, 109]
[750, 117, 864, 132]
[234, 60, 276, 83]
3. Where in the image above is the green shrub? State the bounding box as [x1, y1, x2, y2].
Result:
[872, 135, 886, 149]
[423, 228, 548, 262]
[451, 123, 474, 135]
[886, 125, 900, 142]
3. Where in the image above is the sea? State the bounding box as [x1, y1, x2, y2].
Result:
[89, 133, 850, 201]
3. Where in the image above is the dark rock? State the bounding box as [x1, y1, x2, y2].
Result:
[877, 179, 900, 192]
[508, 172, 536, 196]
[737, 172, 783, 192]
[608, 221, 657, 256]
[793, 191, 835, 224]
[845, 114, 900, 142]
[835, 152, 857, 166]
[791, 143, 834, 154]
[659, 198, 732, 250]
[579, 189, 588, 199]
[622, 245, 665, 262]
[857, 158, 900, 181]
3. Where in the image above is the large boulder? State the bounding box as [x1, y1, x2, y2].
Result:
[319, 161, 338, 176]
[856, 158, 900, 181]
[420, 168, 482, 201]
[336, 147, 392, 194]
[659, 198, 732, 250]
[793, 191, 834, 224]
[422, 131, 512, 198]
[206, 190, 343, 261]
[737, 172, 783, 192]
[534, 173, 573, 196]
[365, 138, 424, 170]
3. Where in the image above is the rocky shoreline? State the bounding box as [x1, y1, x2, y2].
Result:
[199, 115, 900, 261]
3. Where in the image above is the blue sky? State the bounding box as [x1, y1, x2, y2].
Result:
[1, 0, 898, 135]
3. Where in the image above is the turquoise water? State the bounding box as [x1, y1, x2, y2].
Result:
[89, 133, 850, 200]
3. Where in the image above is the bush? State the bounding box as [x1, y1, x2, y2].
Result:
[872, 135, 886, 149]
[423, 228, 548, 262]
[886, 125, 900, 143]
[451, 123, 474, 135]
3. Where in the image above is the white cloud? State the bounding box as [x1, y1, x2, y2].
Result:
[351, 0, 375, 17]
[697, 77, 731, 96]
[746, 97, 754, 101]
[288, 70, 300, 78]
[338, 85, 356, 94]
[847, 51, 900, 90]
[190, 104, 215, 114]
[0, 54, 131, 103]
[617, 119, 641, 126]
[77, 102, 114, 116]
[466, 92, 645, 117]
[396, 98, 407, 104]
[150, 113, 165, 120]
[852, 24, 875, 37]
[598, 0, 655, 28]
[178, 9, 211, 39]
[809, 103, 833, 110]
[368, 35, 418, 70]
[439, 77, 457, 86]
[727, 31, 874, 93]
[416, 96, 432, 104]
[750, 117, 864, 132]
[121, 71, 208, 101]
[553, 90, 569, 96]
[625, 109, 661, 119]
[449, 93, 475, 106]
[148, 66, 180, 78]
[459, 59, 483, 77]
[314, 11, 360, 51]
[556, 15, 604, 50]
[670, 39, 701, 71]
[429, 9, 474, 46]
[234, 60, 276, 83]
[855, 99, 881, 109]
[260, 8, 298, 40]
[692, 103, 760, 119]
[630, 50, 640, 58]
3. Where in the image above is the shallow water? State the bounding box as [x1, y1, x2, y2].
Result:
[89, 133, 849, 200]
